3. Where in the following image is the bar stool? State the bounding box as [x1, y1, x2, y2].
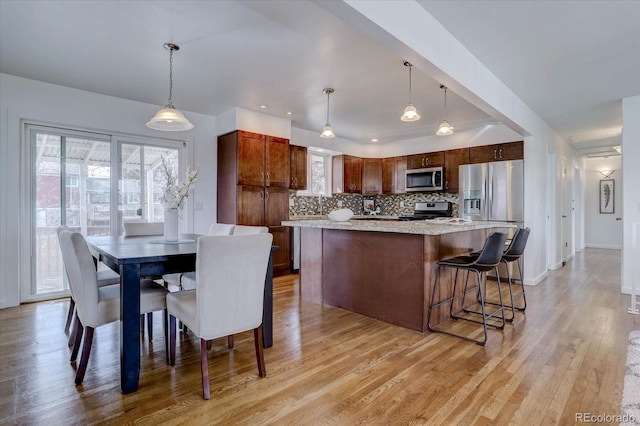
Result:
[481, 227, 530, 321]
[428, 231, 507, 346]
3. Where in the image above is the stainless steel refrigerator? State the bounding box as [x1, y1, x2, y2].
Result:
[459, 159, 524, 280]
[459, 159, 524, 224]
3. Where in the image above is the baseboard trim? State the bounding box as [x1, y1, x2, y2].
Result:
[524, 270, 547, 286]
[585, 244, 622, 250]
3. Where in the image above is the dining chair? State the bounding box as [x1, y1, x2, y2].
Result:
[164, 223, 236, 291]
[56, 226, 119, 339]
[179, 224, 267, 292]
[427, 231, 507, 346]
[166, 233, 273, 399]
[58, 230, 169, 385]
[122, 221, 164, 236]
[122, 221, 165, 339]
[232, 225, 269, 235]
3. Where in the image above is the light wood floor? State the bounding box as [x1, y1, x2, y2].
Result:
[1, 248, 638, 425]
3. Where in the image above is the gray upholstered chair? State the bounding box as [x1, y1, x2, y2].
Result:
[166, 233, 273, 399]
[58, 230, 169, 384]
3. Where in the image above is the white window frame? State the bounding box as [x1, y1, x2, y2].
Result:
[297, 148, 332, 197]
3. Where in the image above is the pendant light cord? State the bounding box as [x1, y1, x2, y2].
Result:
[167, 47, 174, 107]
[443, 86, 447, 120]
[408, 64, 413, 104]
[326, 91, 331, 123]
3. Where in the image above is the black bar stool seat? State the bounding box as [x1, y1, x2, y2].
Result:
[428, 231, 507, 346]
[470, 227, 530, 322]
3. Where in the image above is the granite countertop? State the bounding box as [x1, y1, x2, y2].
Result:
[282, 218, 517, 236]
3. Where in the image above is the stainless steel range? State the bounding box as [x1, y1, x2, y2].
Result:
[399, 201, 453, 221]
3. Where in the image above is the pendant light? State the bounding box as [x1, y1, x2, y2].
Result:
[146, 43, 194, 131]
[436, 85, 454, 136]
[400, 61, 420, 122]
[320, 88, 335, 138]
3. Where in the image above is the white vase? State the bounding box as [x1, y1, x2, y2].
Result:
[164, 208, 179, 241]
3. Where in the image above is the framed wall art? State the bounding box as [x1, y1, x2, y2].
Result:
[599, 179, 615, 214]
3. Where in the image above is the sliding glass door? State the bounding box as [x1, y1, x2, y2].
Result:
[26, 125, 184, 302]
[30, 127, 112, 299]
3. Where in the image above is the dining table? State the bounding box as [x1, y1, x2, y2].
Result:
[86, 233, 276, 394]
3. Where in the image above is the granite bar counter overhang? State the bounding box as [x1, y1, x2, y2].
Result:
[283, 218, 517, 332]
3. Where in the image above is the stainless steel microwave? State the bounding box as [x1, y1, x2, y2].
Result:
[405, 167, 444, 192]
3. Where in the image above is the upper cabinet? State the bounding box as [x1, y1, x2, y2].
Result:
[332, 155, 362, 194]
[289, 145, 307, 190]
[382, 156, 407, 194]
[407, 151, 445, 169]
[265, 136, 290, 187]
[236, 131, 290, 187]
[469, 141, 524, 164]
[362, 158, 382, 195]
[443, 148, 469, 193]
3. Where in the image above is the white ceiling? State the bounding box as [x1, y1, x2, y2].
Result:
[1, 1, 638, 156]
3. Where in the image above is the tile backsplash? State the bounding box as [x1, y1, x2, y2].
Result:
[290, 191, 460, 217]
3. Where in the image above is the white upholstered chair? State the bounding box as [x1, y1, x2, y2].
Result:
[166, 233, 273, 399]
[122, 221, 164, 236]
[171, 223, 237, 290]
[164, 223, 236, 291]
[56, 226, 119, 337]
[58, 230, 169, 385]
[232, 225, 269, 235]
[122, 221, 165, 338]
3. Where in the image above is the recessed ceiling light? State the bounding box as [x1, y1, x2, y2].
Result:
[286, 112, 293, 115]
[259, 104, 268, 109]
[371, 138, 379, 142]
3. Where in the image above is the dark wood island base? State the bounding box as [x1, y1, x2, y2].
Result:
[299, 227, 490, 332]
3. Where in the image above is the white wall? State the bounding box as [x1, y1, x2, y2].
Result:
[584, 157, 623, 249]
[0, 73, 217, 308]
[622, 95, 640, 295]
[217, 107, 291, 139]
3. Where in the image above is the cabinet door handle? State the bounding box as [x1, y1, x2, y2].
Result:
[260, 172, 264, 182]
[266, 172, 270, 182]
[265, 190, 269, 201]
[494, 149, 497, 159]
[425, 157, 429, 165]
[499, 148, 504, 159]
[422, 158, 425, 167]
[445, 181, 448, 190]
[260, 191, 264, 201]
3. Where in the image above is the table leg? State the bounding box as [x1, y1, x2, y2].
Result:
[262, 250, 274, 348]
[120, 263, 141, 393]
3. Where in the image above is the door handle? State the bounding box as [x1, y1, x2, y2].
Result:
[616, 217, 622, 220]
[562, 215, 567, 218]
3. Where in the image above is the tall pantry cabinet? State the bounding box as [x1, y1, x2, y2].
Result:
[217, 130, 290, 275]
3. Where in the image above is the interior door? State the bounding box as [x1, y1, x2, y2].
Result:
[561, 158, 573, 262]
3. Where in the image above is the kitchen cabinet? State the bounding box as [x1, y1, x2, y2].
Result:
[289, 145, 307, 190]
[362, 158, 382, 195]
[236, 132, 289, 187]
[443, 148, 469, 193]
[217, 130, 291, 275]
[332, 155, 362, 194]
[407, 151, 444, 169]
[469, 141, 523, 164]
[382, 156, 407, 194]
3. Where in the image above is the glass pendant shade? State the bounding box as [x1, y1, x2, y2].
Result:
[436, 120, 454, 136]
[146, 43, 193, 132]
[401, 104, 420, 122]
[147, 105, 194, 131]
[320, 88, 335, 138]
[320, 123, 335, 138]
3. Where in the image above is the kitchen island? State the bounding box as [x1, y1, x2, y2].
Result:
[282, 218, 517, 332]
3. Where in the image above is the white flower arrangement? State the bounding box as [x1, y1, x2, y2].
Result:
[160, 157, 199, 210]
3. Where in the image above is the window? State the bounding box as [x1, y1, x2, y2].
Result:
[299, 148, 332, 196]
[26, 124, 185, 302]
